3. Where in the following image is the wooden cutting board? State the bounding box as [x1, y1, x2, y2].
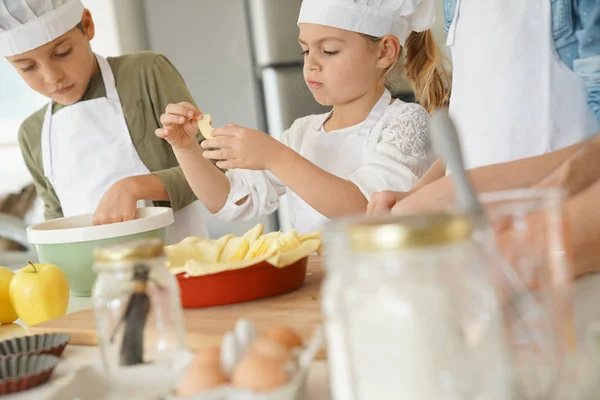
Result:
[29, 256, 325, 357]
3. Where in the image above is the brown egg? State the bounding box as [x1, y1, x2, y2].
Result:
[177, 363, 228, 396]
[247, 337, 293, 363]
[232, 353, 288, 391]
[263, 326, 303, 350]
[192, 346, 221, 368]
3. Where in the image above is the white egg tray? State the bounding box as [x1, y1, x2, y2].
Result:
[169, 320, 323, 400]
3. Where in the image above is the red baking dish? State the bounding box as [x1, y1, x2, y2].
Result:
[176, 257, 308, 308]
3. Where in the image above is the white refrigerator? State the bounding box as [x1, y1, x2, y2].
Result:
[142, 0, 329, 237]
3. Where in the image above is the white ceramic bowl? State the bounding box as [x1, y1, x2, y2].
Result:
[27, 208, 174, 297]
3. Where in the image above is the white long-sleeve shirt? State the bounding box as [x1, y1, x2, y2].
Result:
[215, 100, 434, 233]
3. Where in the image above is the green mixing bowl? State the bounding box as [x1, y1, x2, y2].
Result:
[26, 208, 174, 297]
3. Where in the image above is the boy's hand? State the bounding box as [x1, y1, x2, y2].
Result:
[93, 178, 139, 225]
[200, 124, 286, 170]
[156, 102, 203, 149]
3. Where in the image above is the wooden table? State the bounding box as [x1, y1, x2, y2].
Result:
[29, 256, 325, 355]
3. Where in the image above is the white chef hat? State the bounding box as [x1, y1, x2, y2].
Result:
[0, 0, 85, 57]
[298, 0, 436, 46]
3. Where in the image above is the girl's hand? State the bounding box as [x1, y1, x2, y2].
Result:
[200, 124, 287, 170]
[93, 178, 139, 225]
[367, 191, 409, 216]
[391, 179, 456, 215]
[156, 102, 203, 149]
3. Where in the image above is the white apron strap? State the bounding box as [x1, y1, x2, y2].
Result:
[41, 102, 54, 178]
[358, 89, 392, 136]
[95, 55, 121, 103]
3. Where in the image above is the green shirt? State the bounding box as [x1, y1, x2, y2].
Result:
[18, 52, 205, 221]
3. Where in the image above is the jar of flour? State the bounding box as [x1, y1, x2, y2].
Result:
[321, 213, 512, 400]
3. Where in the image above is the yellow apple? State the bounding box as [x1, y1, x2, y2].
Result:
[9, 263, 70, 326]
[0, 266, 18, 324]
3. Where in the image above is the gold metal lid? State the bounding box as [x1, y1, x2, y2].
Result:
[93, 238, 165, 264]
[347, 213, 473, 252]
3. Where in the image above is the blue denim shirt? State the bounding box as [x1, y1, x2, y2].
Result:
[443, 0, 600, 123]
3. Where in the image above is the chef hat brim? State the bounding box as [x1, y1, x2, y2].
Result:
[298, 2, 392, 38]
[0, 0, 85, 57]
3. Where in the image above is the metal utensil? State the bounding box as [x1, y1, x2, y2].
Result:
[428, 110, 485, 226]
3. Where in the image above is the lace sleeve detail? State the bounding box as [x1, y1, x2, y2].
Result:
[378, 104, 431, 161]
[348, 103, 434, 197]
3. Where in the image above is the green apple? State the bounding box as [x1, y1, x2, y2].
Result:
[9, 263, 70, 326]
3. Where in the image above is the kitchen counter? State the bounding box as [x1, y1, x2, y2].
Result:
[5, 294, 332, 399]
[4, 266, 333, 399]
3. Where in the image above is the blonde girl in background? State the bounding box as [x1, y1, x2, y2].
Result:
[157, 0, 449, 234]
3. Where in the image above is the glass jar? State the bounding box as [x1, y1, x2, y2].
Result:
[92, 238, 186, 376]
[322, 213, 512, 400]
[478, 188, 576, 398]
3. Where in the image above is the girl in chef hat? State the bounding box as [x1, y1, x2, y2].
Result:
[2, 0, 210, 243]
[157, 0, 449, 234]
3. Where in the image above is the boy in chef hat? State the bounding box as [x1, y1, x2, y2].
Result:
[2, 0, 209, 242]
[157, 0, 449, 234]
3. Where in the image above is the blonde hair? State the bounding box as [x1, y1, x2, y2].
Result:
[367, 31, 450, 114]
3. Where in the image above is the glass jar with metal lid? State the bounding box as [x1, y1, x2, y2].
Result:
[91, 238, 186, 376]
[322, 213, 512, 400]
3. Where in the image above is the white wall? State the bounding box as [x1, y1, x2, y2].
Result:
[81, 0, 149, 55]
[0, 60, 47, 197]
[143, 0, 262, 130]
[81, 0, 120, 55]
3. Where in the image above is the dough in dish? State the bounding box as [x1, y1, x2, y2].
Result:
[164, 224, 322, 277]
[198, 114, 214, 139]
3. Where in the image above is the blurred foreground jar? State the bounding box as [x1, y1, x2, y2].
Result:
[92, 238, 186, 376]
[322, 213, 512, 400]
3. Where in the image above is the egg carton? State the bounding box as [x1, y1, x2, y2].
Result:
[170, 319, 323, 400]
